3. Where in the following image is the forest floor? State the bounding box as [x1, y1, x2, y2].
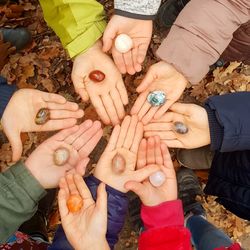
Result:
[0, 1, 250, 249]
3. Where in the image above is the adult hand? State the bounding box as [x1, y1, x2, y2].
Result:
[72, 40, 128, 125]
[58, 174, 109, 250]
[1, 89, 84, 162]
[103, 15, 152, 75]
[94, 115, 159, 192]
[125, 136, 177, 206]
[144, 103, 210, 149]
[25, 120, 103, 189]
[131, 61, 188, 125]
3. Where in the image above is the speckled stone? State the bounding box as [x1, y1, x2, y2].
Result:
[147, 91, 166, 107]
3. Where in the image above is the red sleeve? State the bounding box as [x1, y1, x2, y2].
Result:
[139, 200, 192, 250]
[215, 243, 241, 250]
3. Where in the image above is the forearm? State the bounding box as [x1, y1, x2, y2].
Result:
[0, 76, 17, 119]
[0, 162, 46, 243]
[157, 0, 250, 83]
[114, 0, 161, 20]
[39, 0, 107, 58]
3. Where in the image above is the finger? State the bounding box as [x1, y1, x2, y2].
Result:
[58, 188, 69, 218]
[74, 174, 94, 206]
[144, 122, 173, 131]
[138, 101, 151, 121]
[102, 25, 116, 52]
[47, 101, 79, 111]
[161, 143, 175, 172]
[130, 91, 148, 115]
[110, 89, 125, 120]
[101, 95, 120, 125]
[130, 122, 143, 154]
[116, 115, 131, 148]
[136, 69, 155, 93]
[123, 115, 138, 149]
[132, 47, 142, 72]
[132, 164, 160, 182]
[150, 112, 174, 123]
[154, 101, 173, 120]
[64, 120, 93, 145]
[96, 183, 107, 213]
[78, 129, 103, 158]
[49, 109, 84, 120]
[91, 96, 111, 125]
[47, 124, 79, 141]
[72, 121, 102, 151]
[75, 157, 90, 176]
[123, 50, 136, 75]
[105, 125, 121, 152]
[116, 80, 129, 105]
[8, 132, 23, 162]
[141, 106, 159, 125]
[42, 118, 77, 132]
[59, 177, 70, 196]
[78, 88, 90, 102]
[144, 131, 177, 140]
[169, 102, 194, 115]
[112, 47, 126, 74]
[66, 174, 79, 195]
[162, 139, 184, 148]
[124, 181, 145, 198]
[42, 92, 66, 104]
[137, 43, 148, 64]
[154, 136, 163, 165]
[146, 137, 155, 164]
[137, 138, 147, 169]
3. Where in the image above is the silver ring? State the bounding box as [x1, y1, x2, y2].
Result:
[147, 90, 166, 107]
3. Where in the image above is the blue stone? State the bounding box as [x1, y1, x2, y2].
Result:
[147, 91, 166, 107]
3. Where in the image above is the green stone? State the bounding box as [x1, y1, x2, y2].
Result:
[147, 91, 166, 107]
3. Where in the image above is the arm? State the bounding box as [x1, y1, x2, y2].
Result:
[205, 92, 250, 152]
[0, 76, 17, 118]
[157, 0, 250, 83]
[139, 200, 192, 250]
[39, 0, 107, 58]
[0, 162, 46, 243]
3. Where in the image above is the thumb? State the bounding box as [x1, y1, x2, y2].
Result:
[132, 164, 160, 182]
[96, 182, 107, 213]
[78, 88, 89, 102]
[102, 25, 117, 52]
[124, 181, 145, 198]
[7, 131, 23, 162]
[136, 69, 155, 93]
[170, 103, 194, 116]
[75, 157, 90, 176]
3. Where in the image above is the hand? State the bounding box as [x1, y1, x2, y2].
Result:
[125, 136, 177, 206]
[71, 40, 128, 125]
[58, 174, 109, 250]
[103, 15, 152, 75]
[144, 103, 210, 148]
[131, 61, 188, 125]
[1, 89, 84, 162]
[25, 120, 103, 189]
[94, 115, 159, 192]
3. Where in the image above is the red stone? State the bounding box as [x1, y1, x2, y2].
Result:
[89, 70, 105, 82]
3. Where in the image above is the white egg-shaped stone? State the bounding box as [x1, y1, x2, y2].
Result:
[54, 148, 70, 166]
[149, 171, 166, 187]
[115, 34, 133, 53]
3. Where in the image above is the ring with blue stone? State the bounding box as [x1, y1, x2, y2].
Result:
[147, 90, 166, 107]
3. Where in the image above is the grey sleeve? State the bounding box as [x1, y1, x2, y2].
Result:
[114, 0, 162, 20]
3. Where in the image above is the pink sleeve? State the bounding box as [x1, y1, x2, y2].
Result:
[156, 0, 250, 84]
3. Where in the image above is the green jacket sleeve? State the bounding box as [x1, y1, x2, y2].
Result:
[39, 0, 107, 58]
[0, 162, 46, 243]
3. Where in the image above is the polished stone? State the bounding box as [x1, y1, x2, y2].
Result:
[147, 90, 166, 107]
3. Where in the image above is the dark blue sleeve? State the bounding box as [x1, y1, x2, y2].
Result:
[204, 92, 250, 152]
[0, 76, 17, 119]
[50, 175, 128, 250]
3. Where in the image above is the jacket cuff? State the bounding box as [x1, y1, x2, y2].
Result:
[204, 104, 223, 151]
[66, 20, 106, 58]
[0, 76, 17, 119]
[114, 0, 161, 20]
[141, 200, 184, 230]
[10, 162, 46, 201]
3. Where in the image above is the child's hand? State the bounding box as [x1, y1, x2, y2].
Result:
[125, 136, 177, 206]
[144, 103, 210, 149]
[103, 15, 152, 75]
[72, 40, 128, 126]
[1, 89, 84, 162]
[58, 174, 109, 250]
[94, 115, 159, 192]
[25, 120, 103, 189]
[131, 61, 188, 125]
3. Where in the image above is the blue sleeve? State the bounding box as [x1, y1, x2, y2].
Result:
[0, 76, 17, 119]
[50, 175, 128, 250]
[204, 92, 250, 152]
